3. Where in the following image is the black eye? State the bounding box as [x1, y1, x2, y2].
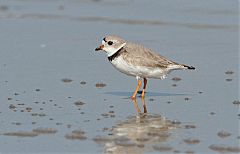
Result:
[108, 41, 113, 45]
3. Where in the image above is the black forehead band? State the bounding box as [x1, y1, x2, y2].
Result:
[103, 37, 107, 42]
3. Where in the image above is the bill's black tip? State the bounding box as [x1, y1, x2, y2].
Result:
[187, 66, 195, 70]
[182, 64, 195, 70]
[95, 47, 101, 51]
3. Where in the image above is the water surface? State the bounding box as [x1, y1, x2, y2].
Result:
[0, 0, 239, 153]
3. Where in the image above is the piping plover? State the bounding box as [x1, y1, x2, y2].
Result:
[95, 35, 195, 99]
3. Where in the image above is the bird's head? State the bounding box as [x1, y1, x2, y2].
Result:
[95, 35, 126, 57]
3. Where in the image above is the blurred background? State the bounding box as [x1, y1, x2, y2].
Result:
[0, 0, 239, 153]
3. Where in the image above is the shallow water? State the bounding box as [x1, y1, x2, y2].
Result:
[0, 0, 239, 153]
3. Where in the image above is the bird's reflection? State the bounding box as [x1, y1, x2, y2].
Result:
[94, 99, 181, 154]
[132, 97, 147, 113]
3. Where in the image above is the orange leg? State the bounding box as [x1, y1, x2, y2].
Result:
[131, 79, 142, 99]
[141, 78, 147, 98]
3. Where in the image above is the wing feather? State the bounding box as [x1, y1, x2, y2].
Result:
[122, 42, 178, 68]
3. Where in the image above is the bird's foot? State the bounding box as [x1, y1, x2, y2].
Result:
[131, 95, 137, 100]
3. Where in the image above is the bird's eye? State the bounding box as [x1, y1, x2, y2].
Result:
[108, 41, 113, 45]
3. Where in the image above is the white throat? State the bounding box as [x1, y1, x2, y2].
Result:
[107, 43, 126, 57]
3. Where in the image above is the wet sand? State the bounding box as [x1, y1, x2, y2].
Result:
[0, 0, 239, 153]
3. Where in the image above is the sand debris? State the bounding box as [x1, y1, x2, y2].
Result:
[95, 83, 106, 88]
[172, 77, 182, 81]
[3, 131, 38, 137]
[32, 128, 58, 134]
[209, 144, 240, 153]
[61, 78, 73, 83]
[217, 131, 231, 138]
[183, 138, 200, 145]
[65, 130, 87, 140]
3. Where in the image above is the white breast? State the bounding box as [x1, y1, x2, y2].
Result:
[110, 56, 168, 79]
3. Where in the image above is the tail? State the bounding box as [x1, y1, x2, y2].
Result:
[182, 64, 195, 70]
[168, 64, 195, 70]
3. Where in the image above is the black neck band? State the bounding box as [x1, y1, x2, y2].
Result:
[107, 47, 124, 61]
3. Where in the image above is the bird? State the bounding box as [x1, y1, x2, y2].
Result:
[95, 35, 195, 99]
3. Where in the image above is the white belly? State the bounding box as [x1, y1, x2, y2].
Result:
[110, 57, 167, 79]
